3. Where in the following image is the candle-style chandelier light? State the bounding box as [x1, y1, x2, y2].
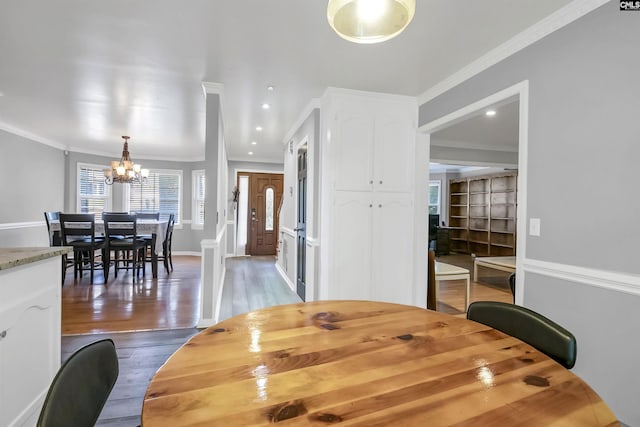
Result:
[103, 136, 149, 185]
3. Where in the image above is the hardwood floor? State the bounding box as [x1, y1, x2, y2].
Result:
[60, 253, 510, 425]
[61, 255, 299, 426]
[61, 255, 202, 334]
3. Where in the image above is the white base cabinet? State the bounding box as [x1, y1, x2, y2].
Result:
[0, 255, 62, 427]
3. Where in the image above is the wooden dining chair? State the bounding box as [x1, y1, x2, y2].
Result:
[467, 301, 577, 369]
[103, 213, 147, 282]
[427, 250, 437, 310]
[37, 339, 118, 427]
[59, 213, 107, 284]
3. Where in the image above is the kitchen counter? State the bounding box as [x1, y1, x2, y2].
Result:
[0, 246, 71, 271]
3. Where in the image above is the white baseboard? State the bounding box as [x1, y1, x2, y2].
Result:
[275, 261, 296, 292]
[173, 251, 201, 257]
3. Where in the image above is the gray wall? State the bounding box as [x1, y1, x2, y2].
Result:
[0, 130, 65, 247]
[419, 3, 638, 424]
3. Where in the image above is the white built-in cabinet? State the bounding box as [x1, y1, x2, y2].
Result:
[0, 249, 67, 427]
[319, 89, 417, 305]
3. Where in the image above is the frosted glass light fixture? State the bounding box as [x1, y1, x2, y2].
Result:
[327, 0, 416, 44]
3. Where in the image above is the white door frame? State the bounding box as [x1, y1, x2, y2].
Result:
[417, 80, 529, 305]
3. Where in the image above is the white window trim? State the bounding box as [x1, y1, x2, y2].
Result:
[429, 180, 441, 215]
[192, 169, 205, 230]
[124, 168, 183, 226]
[76, 162, 112, 213]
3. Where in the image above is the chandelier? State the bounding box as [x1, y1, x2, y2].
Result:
[327, 0, 416, 44]
[103, 136, 149, 185]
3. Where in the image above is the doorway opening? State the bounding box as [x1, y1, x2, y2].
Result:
[420, 81, 529, 308]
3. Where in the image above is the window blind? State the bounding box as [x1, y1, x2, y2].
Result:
[78, 164, 110, 218]
[129, 170, 181, 223]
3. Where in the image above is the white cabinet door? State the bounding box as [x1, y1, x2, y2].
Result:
[332, 115, 374, 192]
[373, 107, 415, 193]
[0, 257, 61, 427]
[328, 192, 373, 300]
[371, 194, 414, 305]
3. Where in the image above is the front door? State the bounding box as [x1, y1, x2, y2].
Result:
[296, 148, 307, 300]
[246, 173, 283, 256]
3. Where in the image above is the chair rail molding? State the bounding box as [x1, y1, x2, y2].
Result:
[523, 257, 640, 297]
[0, 221, 45, 230]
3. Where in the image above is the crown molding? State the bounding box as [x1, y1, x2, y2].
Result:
[431, 138, 519, 153]
[0, 122, 67, 151]
[417, 0, 609, 105]
[282, 98, 321, 146]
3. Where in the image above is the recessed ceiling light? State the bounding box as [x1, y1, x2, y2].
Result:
[251, 141, 257, 145]
[485, 110, 496, 117]
[267, 85, 274, 91]
[256, 126, 263, 131]
[248, 151, 254, 155]
[262, 103, 270, 110]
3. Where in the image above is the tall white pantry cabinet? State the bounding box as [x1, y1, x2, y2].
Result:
[318, 89, 419, 305]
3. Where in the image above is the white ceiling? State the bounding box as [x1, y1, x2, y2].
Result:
[0, 0, 572, 163]
[432, 100, 520, 152]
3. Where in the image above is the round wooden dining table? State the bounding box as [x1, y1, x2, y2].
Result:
[142, 300, 618, 426]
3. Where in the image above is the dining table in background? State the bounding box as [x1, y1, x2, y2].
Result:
[50, 219, 167, 278]
[142, 300, 618, 426]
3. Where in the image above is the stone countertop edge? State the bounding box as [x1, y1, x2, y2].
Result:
[0, 247, 73, 271]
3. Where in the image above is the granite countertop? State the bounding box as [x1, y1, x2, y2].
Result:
[0, 247, 72, 271]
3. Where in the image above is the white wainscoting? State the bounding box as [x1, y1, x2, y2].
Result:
[0, 221, 48, 247]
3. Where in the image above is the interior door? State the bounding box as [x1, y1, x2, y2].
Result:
[246, 173, 283, 256]
[296, 148, 307, 300]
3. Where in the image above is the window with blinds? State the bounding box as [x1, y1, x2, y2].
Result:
[192, 170, 205, 227]
[77, 163, 111, 217]
[128, 169, 182, 224]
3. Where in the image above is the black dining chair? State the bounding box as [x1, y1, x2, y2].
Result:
[132, 211, 160, 260]
[45, 211, 74, 283]
[59, 213, 107, 284]
[160, 213, 175, 274]
[467, 301, 577, 369]
[103, 213, 147, 281]
[37, 338, 119, 427]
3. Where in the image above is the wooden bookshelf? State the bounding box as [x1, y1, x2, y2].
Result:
[448, 172, 517, 256]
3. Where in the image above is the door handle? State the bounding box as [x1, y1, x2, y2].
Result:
[294, 227, 304, 232]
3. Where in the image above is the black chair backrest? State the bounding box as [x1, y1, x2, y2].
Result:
[101, 211, 128, 220]
[59, 213, 96, 244]
[133, 211, 160, 220]
[37, 338, 118, 427]
[467, 301, 577, 369]
[103, 213, 137, 239]
[44, 211, 61, 246]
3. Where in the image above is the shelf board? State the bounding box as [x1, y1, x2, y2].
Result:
[492, 217, 514, 220]
[450, 216, 467, 219]
[451, 192, 468, 196]
[450, 204, 467, 207]
[469, 228, 488, 232]
[469, 204, 487, 207]
[470, 216, 489, 220]
[469, 240, 489, 245]
[491, 203, 516, 206]
[491, 189, 516, 193]
[447, 226, 466, 230]
[469, 191, 489, 195]
[451, 237, 467, 241]
[490, 243, 514, 248]
[490, 230, 515, 235]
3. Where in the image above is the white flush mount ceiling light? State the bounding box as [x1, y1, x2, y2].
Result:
[327, 0, 416, 44]
[485, 110, 497, 117]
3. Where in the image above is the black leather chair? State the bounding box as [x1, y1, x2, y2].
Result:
[103, 213, 147, 281]
[161, 213, 175, 274]
[37, 338, 118, 427]
[467, 301, 577, 369]
[59, 213, 107, 283]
